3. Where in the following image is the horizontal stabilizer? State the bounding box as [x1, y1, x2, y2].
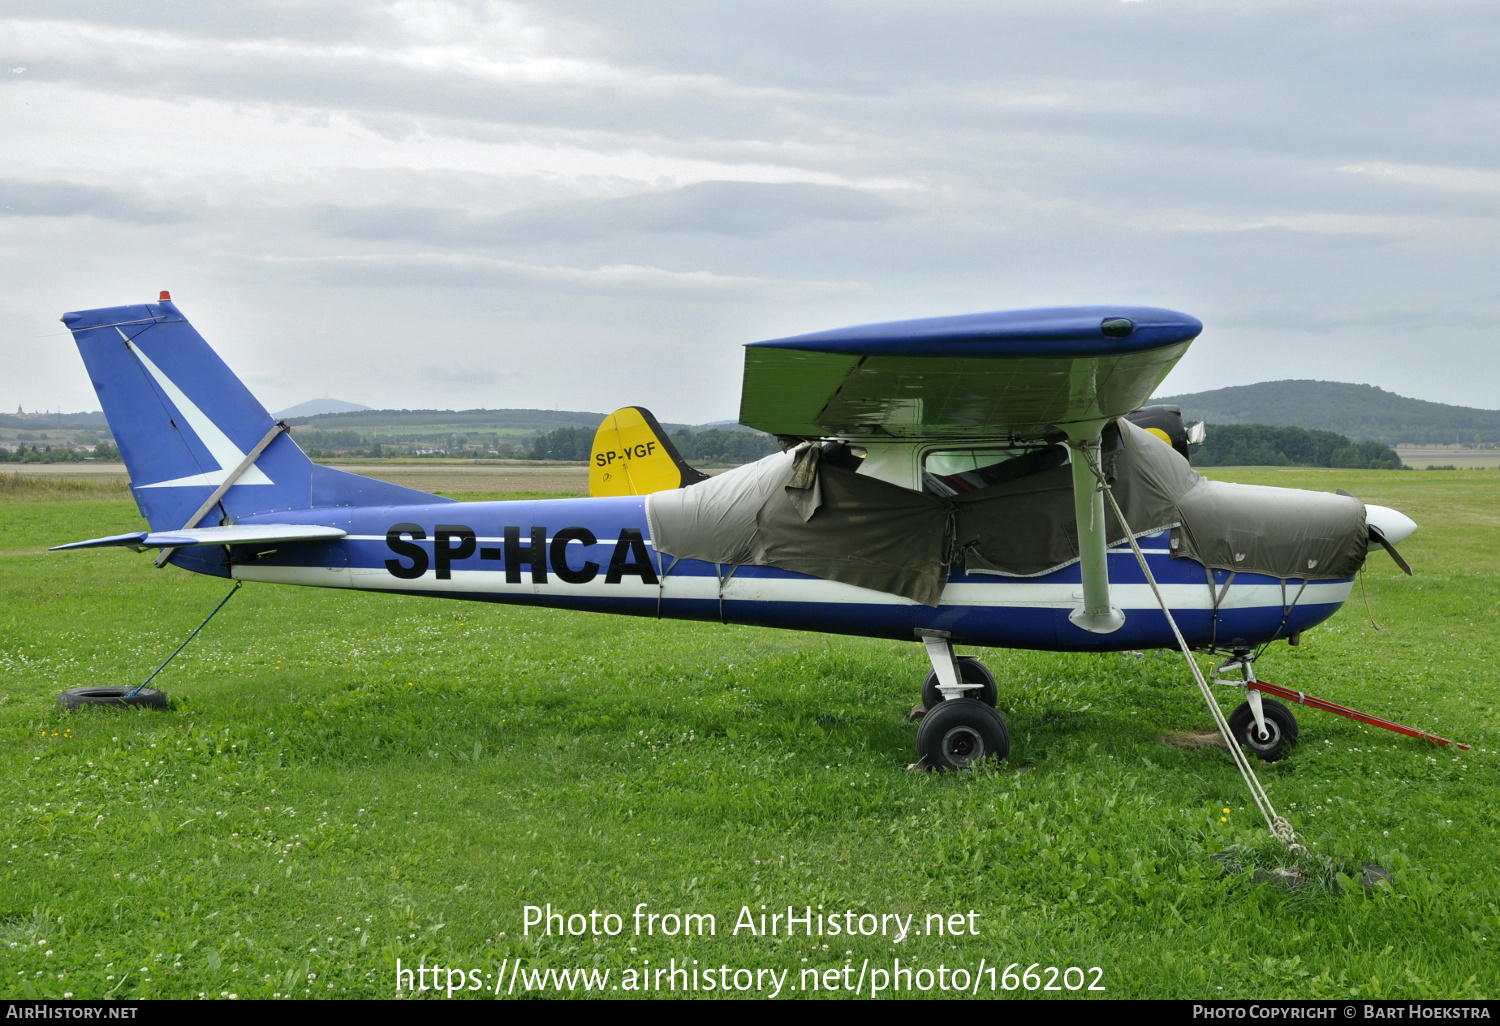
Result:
[51, 524, 347, 552]
[49, 531, 151, 551]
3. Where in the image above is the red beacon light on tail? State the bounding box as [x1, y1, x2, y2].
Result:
[159, 290, 171, 301]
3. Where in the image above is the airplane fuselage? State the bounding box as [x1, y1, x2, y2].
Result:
[219, 495, 1351, 652]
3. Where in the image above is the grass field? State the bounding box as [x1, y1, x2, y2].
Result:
[1, 469, 1496, 1000]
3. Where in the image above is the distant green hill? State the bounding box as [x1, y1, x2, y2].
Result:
[285, 407, 606, 434]
[284, 408, 608, 457]
[1154, 380, 1500, 445]
[2, 405, 763, 460]
[0, 412, 113, 450]
[282, 408, 770, 459]
[273, 398, 372, 418]
[0, 412, 108, 430]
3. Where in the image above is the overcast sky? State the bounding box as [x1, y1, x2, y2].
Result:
[3, 1, 1498, 422]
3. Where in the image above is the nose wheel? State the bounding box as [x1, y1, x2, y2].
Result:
[1228, 698, 1299, 762]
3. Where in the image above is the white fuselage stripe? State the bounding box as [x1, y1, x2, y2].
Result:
[343, 534, 1173, 557]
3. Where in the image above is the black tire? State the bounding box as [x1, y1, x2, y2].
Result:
[916, 698, 1010, 771]
[57, 687, 169, 711]
[1227, 698, 1298, 762]
[921, 655, 998, 709]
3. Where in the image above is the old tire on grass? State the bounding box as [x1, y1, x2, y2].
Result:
[917, 698, 1009, 771]
[920, 655, 998, 709]
[57, 687, 169, 711]
[1227, 698, 1297, 762]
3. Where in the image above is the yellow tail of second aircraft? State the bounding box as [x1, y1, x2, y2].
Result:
[588, 407, 710, 497]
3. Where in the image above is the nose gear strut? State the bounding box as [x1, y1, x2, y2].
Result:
[1213, 650, 1270, 741]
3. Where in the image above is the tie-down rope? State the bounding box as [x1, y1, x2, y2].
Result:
[124, 581, 242, 697]
[1080, 449, 1299, 850]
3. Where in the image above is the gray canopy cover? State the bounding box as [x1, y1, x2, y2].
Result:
[646, 420, 1367, 606]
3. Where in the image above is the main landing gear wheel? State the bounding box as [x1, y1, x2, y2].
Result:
[1227, 698, 1298, 762]
[917, 698, 1010, 771]
[921, 655, 998, 709]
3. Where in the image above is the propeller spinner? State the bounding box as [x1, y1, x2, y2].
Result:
[1365, 503, 1417, 575]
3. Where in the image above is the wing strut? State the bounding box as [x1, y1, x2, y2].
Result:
[1066, 423, 1124, 634]
[153, 420, 289, 568]
[1086, 451, 1299, 849]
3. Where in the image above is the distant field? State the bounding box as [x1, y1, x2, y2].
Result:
[1, 471, 131, 502]
[2, 460, 591, 498]
[1, 470, 1496, 1000]
[1395, 448, 1500, 470]
[319, 459, 589, 496]
[2, 464, 131, 478]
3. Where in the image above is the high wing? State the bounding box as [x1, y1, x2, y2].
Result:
[739, 306, 1201, 440]
[49, 524, 348, 551]
[738, 306, 1203, 634]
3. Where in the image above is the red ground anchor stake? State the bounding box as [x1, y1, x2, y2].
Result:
[1247, 679, 1471, 750]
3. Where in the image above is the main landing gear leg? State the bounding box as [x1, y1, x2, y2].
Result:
[912, 631, 1009, 771]
[914, 631, 999, 708]
[919, 631, 973, 702]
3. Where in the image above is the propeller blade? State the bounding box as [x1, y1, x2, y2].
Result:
[1368, 524, 1413, 576]
[1339, 488, 1417, 573]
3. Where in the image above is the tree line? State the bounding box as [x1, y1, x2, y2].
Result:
[1191, 424, 1404, 469]
[293, 428, 528, 458]
[0, 442, 121, 463]
[530, 426, 779, 465]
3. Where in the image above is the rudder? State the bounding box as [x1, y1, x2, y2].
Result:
[63, 295, 445, 532]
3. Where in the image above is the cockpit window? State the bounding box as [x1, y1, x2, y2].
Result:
[922, 445, 1069, 497]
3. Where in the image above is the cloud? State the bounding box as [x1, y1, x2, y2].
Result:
[1216, 306, 1499, 336]
[4, 2, 1500, 417]
[248, 251, 869, 297]
[418, 362, 516, 389]
[1340, 161, 1500, 195]
[0, 12, 805, 143]
[312, 180, 894, 246]
[0, 178, 188, 223]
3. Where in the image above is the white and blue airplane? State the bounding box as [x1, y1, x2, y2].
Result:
[52, 294, 1419, 769]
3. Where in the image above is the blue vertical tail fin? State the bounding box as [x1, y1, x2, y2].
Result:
[63, 295, 448, 532]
